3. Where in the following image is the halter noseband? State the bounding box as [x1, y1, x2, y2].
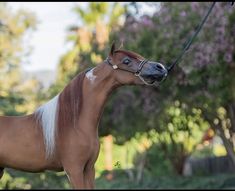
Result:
[105, 57, 153, 85]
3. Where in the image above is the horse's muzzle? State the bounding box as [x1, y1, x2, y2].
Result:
[140, 62, 168, 84]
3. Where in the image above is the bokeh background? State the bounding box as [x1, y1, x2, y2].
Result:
[0, 2, 235, 189]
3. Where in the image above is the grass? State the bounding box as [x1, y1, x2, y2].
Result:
[2, 168, 235, 189]
[95, 169, 235, 189]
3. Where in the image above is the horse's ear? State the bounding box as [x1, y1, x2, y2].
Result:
[109, 41, 116, 56]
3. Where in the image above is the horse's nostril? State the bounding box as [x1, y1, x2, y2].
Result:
[156, 64, 163, 70]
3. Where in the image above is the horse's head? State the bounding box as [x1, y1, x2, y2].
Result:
[105, 43, 168, 86]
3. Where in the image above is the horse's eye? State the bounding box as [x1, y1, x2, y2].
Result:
[123, 58, 131, 65]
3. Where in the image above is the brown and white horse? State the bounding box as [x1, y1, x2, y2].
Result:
[0, 43, 167, 189]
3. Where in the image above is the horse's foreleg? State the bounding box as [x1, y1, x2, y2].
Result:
[65, 168, 85, 189]
[84, 166, 95, 189]
[0, 168, 4, 179]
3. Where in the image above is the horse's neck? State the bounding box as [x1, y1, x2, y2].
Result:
[80, 63, 119, 133]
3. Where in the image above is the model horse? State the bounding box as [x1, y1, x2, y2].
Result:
[0, 43, 167, 189]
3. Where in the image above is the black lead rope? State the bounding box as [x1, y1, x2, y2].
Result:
[167, 2, 216, 73]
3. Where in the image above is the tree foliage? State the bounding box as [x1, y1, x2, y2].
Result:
[0, 2, 40, 115]
[113, 2, 235, 173]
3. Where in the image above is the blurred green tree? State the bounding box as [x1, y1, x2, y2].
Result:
[114, 2, 235, 172]
[0, 2, 53, 189]
[0, 2, 41, 116]
[50, 2, 125, 96]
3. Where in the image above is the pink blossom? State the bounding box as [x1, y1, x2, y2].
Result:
[180, 11, 187, 17]
[224, 53, 233, 63]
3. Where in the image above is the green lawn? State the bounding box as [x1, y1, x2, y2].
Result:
[1, 168, 235, 189]
[95, 170, 235, 189]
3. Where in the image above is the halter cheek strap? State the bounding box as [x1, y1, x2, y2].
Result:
[105, 58, 118, 70]
[105, 57, 148, 75]
[105, 57, 155, 85]
[134, 59, 149, 76]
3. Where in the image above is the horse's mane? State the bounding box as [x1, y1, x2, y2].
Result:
[57, 71, 86, 135]
[35, 71, 86, 158]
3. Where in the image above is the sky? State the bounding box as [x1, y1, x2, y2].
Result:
[8, 2, 158, 72]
